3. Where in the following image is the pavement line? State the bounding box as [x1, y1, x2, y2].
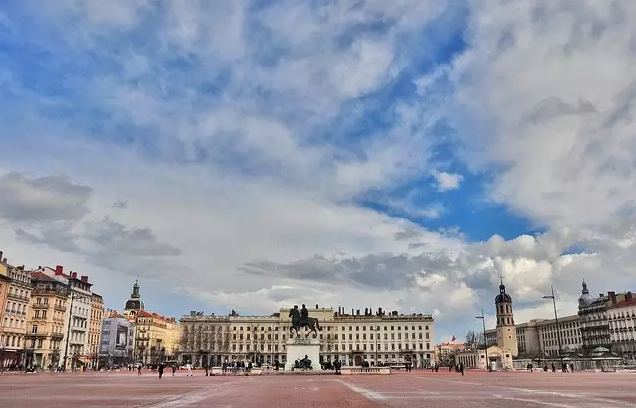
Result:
[143, 378, 253, 408]
[336, 380, 387, 401]
[491, 393, 577, 408]
[418, 376, 633, 407]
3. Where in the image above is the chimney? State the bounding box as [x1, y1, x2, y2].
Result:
[2, 258, 6, 263]
[55, 265, 63, 275]
[0, 251, 3, 261]
[315, 304, 318, 309]
[356, 309, 360, 315]
[351, 308, 354, 315]
[80, 275, 88, 283]
[71, 272, 78, 278]
[364, 307, 368, 315]
[626, 292, 633, 301]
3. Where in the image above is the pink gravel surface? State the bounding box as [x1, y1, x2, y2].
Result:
[0, 369, 634, 407]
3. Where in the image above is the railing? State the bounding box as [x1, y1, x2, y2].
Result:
[54, 305, 66, 312]
[7, 293, 29, 301]
[32, 303, 49, 309]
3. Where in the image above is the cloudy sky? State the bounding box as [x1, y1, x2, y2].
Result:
[1, 0, 636, 342]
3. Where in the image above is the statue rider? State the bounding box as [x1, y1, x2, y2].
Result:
[300, 304, 309, 325]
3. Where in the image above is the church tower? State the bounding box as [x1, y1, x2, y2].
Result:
[123, 280, 145, 322]
[495, 278, 518, 357]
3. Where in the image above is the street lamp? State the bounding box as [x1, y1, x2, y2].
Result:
[543, 285, 564, 371]
[476, 309, 489, 371]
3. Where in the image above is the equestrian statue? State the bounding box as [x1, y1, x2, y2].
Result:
[289, 304, 322, 338]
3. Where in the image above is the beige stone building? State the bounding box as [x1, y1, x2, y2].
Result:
[88, 293, 104, 369]
[456, 345, 514, 370]
[607, 292, 636, 361]
[25, 271, 69, 369]
[486, 314, 583, 358]
[180, 305, 435, 368]
[0, 257, 32, 369]
[121, 281, 180, 364]
[435, 341, 466, 364]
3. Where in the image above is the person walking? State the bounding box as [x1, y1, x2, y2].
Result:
[185, 362, 193, 377]
[137, 364, 142, 376]
[158, 364, 164, 379]
[171, 364, 176, 377]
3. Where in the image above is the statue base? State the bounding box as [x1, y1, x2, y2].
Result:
[285, 337, 322, 371]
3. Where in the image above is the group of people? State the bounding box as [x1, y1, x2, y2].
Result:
[430, 362, 464, 375]
[526, 362, 575, 372]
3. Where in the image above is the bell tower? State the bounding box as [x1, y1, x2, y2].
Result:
[495, 277, 518, 357]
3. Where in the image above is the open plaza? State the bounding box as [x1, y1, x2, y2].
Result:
[0, 369, 634, 408]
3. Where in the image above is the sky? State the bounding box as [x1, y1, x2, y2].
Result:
[1, 0, 636, 343]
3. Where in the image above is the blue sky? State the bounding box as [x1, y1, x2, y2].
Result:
[1, 0, 636, 343]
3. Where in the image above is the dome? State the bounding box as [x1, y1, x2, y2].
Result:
[578, 279, 593, 306]
[495, 280, 512, 303]
[124, 299, 144, 311]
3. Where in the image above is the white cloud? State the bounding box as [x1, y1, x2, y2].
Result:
[432, 170, 463, 191]
[1, 0, 636, 342]
[450, 0, 636, 230]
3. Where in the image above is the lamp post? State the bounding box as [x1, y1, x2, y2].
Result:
[476, 309, 489, 371]
[543, 285, 564, 370]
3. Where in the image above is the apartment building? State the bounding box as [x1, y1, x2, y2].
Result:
[25, 272, 69, 369]
[607, 292, 636, 360]
[88, 293, 104, 369]
[0, 256, 32, 369]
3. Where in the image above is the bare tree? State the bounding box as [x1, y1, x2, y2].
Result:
[465, 330, 484, 350]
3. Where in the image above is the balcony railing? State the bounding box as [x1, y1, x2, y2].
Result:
[7, 293, 29, 301]
[32, 303, 49, 309]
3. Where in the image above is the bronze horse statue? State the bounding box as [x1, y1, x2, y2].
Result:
[289, 308, 322, 338]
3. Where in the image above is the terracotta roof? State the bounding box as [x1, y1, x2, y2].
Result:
[30, 271, 55, 281]
[138, 310, 167, 321]
[608, 298, 636, 309]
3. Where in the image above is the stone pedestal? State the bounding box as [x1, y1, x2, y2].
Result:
[285, 337, 321, 371]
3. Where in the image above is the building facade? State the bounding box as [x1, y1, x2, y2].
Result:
[455, 344, 514, 370]
[0, 258, 32, 369]
[578, 280, 611, 352]
[180, 306, 435, 368]
[100, 311, 135, 366]
[607, 292, 636, 361]
[33, 265, 95, 370]
[0, 259, 9, 367]
[435, 341, 466, 364]
[487, 314, 583, 359]
[88, 294, 104, 369]
[121, 281, 180, 365]
[26, 272, 69, 369]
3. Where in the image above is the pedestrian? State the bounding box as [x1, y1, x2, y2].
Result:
[459, 362, 464, 376]
[137, 364, 142, 376]
[186, 362, 192, 377]
[158, 364, 164, 379]
[171, 364, 176, 377]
